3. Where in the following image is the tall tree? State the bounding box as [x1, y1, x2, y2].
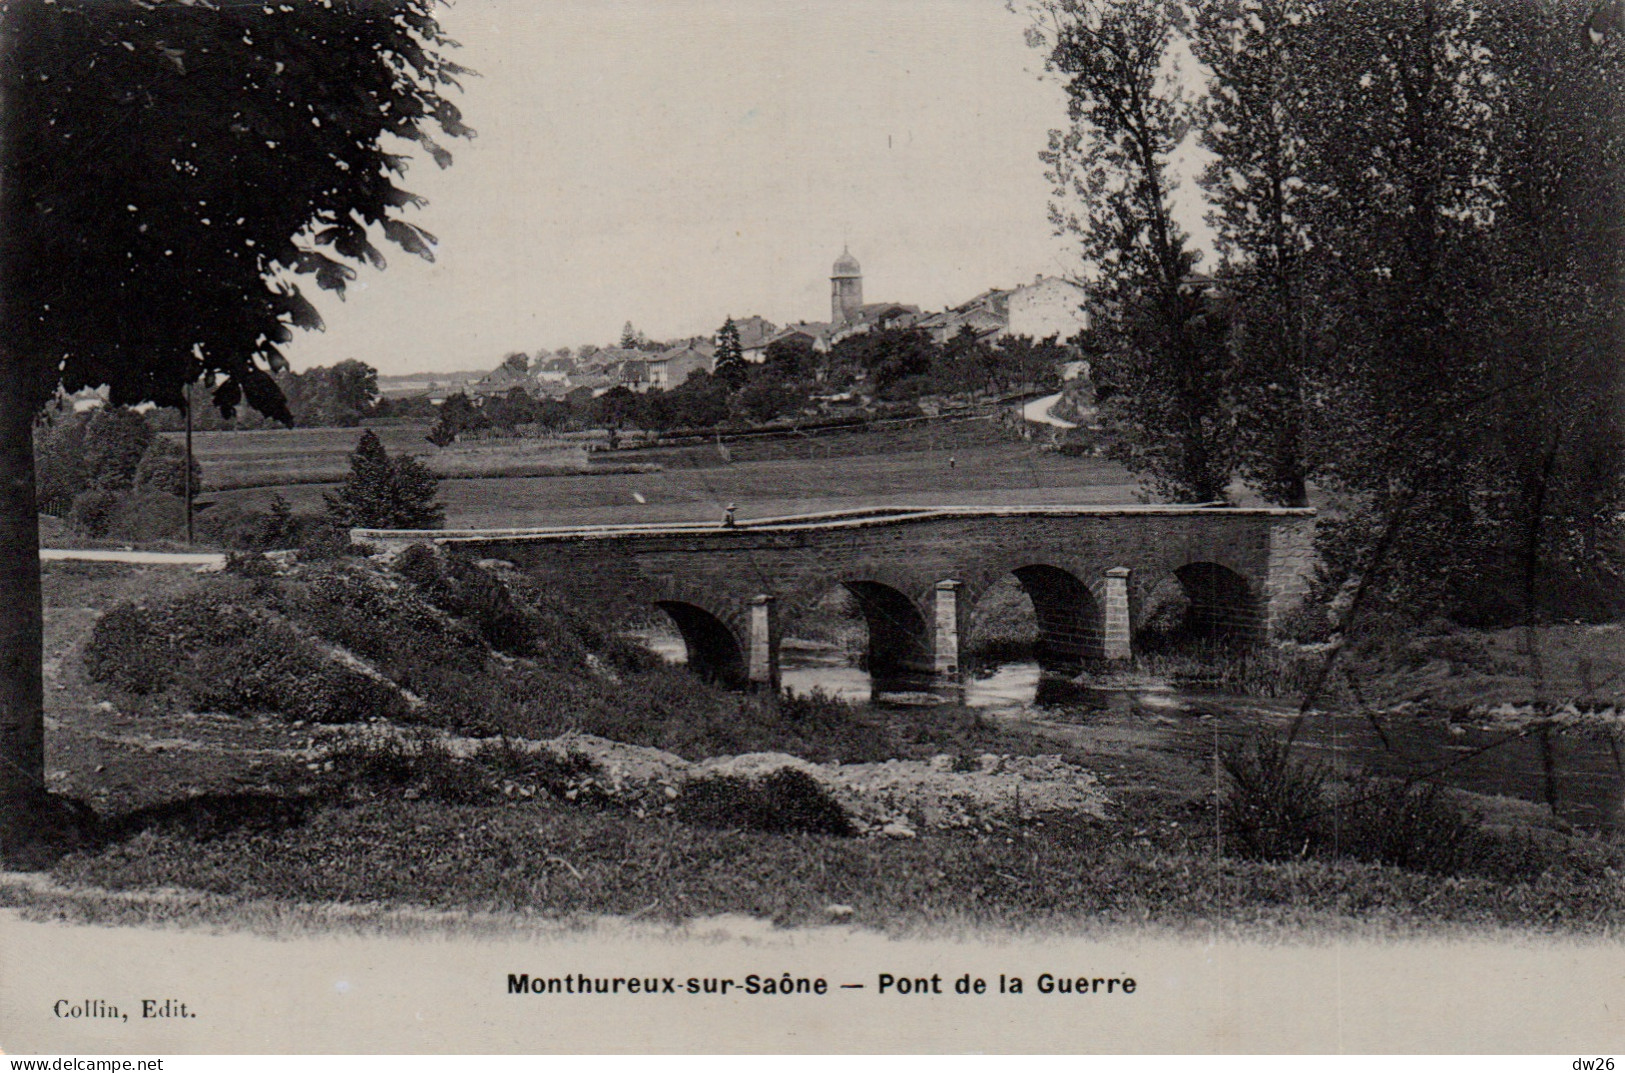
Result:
[1190, 0, 1315, 507]
[1029, 0, 1233, 502]
[712, 317, 747, 389]
[0, 0, 469, 839]
[325, 429, 443, 530]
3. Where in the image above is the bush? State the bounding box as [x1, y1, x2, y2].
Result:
[195, 494, 321, 552]
[1218, 732, 1594, 883]
[34, 407, 90, 516]
[67, 488, 123, 538]
[83, 587, 410, 723]
[225, 552, 279, 578]
[1220, 735, 1328, 861]
[295, 520, 360, 562]
[82, 407, 156, 492]
[676, 767, 854, 836]
[132, 437, 203, 498]
[82, 602, 177, 695]
[110, 488, 187, 541]
[1329, 777, 1484, 876]
[67, 487, 186, 542]
[322, 732, 602, 806]
[1273, 598, 1335, 645]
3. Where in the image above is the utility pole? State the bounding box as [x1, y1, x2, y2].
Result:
[184, 379, 194, 545]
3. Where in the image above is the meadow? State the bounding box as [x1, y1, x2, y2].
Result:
[205, 439, 1143, 528]
[163, 423, 591, 491]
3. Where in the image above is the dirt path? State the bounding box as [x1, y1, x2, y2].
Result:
[1021, 392, 1077, 429]
[40, 548, 226, 568]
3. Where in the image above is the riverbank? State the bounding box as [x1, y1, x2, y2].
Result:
[6, 553, 1621, 941]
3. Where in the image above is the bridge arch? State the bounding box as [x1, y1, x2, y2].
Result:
[1175, 562, 1262, 643]
[655, 600, 747, 686]
[842, 579, 932, 679]
[1009, 564, 1103, 672]
[1138, 561, 1262, 649]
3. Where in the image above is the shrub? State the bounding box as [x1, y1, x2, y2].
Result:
[132, 437, 203, 498]
[108, 488, 186, 541]
[82, 407, 155, 491]
[34, 408, 90, 516]
[676, 767, 854, 836]
[82, 603, 176, 695]
[324, 731, 498, 805]
[84, 588, 410, 723]
[1220, 735, 1328, 861]
[195, 495, 320, 552]
[225, 552, 279, 578]
[67, 488, 123, 538]
[1217, 732, 1595, 883]
[67, 487, 187, 542]
[1328, 777, 1484, 876]
[323, 732, 601, 806]
[295, 520, 360, 562]
[1274, 598, 1335, 645]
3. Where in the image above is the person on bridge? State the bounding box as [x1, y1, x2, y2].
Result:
[723, 503, 737, 528]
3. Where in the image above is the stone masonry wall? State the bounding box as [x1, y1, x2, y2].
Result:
[422, 510, 1313, 658]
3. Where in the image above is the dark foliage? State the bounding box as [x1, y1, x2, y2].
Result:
[4, 1, 471, 417]
[676, 768, 855, 837]
[1220, 732, 1590, 883]
[324, 733, 602, 807]
[83, 585, 409, 723]
[1220, 735, 1328, 861]
[426, 392, 487, 447]
[323, 429, 444, 530]
[712, 317, 747, 389]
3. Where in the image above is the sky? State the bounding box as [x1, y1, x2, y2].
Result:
[288, 0, 1207, 377]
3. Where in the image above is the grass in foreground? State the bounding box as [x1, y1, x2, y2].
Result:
[9, 788, 1621, 939]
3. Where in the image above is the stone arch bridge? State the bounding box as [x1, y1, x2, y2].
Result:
[357, 505, 1316, 691]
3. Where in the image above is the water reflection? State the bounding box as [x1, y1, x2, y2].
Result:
[632, 629, 1625, 831]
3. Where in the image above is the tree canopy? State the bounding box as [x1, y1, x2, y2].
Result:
[1026, 0, 1625, 624]
[0, 0, 470, 839]
[3, 0, 471, 419]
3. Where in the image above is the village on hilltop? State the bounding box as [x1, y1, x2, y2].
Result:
[377, 250, 1091, 406]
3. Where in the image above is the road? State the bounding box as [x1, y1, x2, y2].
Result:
[1021, 392, 1077, 429]
[40, 547, 226, 570]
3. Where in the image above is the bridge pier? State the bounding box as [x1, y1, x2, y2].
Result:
[747, 594, 780, 693]
[934, 579, 963, 681]
[1103, 567, 1133, 660]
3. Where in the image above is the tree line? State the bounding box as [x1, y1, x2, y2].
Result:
[1029, 0, 1624, 625]
[429, 323, 1074, 444]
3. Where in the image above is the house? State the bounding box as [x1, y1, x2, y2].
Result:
[470, 360, 535, 398]
[828, 302, 922, 346]
[919, 287, 1012, 344]
[646, 345, 712, 390]
[618, 359, 650, 392]
[1006, 276, 1089, 342]
[766, 321, 835, 354]
[534, 356, 575, 383]
[730, 316, 778, 364]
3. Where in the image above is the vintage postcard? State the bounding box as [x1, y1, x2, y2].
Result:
[1, 0, 1622, 1056]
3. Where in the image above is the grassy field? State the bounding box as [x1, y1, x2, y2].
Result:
[165, 424, 594, 491]
[205, 441, 1145, 528]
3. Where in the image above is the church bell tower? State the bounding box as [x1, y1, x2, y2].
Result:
[830, 247, 863, 326]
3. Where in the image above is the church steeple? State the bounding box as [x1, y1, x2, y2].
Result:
[830, 247, 863, 326]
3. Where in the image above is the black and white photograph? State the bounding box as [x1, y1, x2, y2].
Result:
[0, 0, 1622, 1057]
